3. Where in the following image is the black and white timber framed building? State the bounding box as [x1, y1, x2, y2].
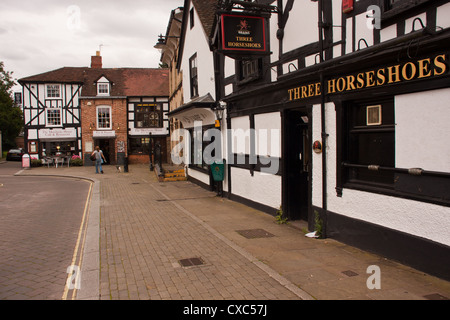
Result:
[166, 0, 450, 280]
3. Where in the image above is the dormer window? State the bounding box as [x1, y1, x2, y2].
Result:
[96, 76, 111, 96]
[97, 83, 109, 95]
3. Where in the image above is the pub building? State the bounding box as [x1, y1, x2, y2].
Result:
[165, 0, 450, 280]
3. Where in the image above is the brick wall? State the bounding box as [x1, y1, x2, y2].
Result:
[80, 98, 128, 164]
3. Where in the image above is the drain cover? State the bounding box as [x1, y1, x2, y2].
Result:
[341, 270, 359, 277]
[236, 229, 275, 239]
[179, 257, 204, 267]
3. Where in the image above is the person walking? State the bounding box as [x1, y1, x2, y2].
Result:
[91, 146, 106, 174]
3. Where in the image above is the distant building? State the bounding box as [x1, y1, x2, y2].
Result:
[18, 52, 169, 165]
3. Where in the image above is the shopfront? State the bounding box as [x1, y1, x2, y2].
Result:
[31, 128, 81, 159]
[92, 130, 116, 165]
[128, 127, 169, 165]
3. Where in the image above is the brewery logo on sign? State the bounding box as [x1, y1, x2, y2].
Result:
[238, 19, 251, 35]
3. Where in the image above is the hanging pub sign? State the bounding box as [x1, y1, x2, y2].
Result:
[219, 13, 269, 58]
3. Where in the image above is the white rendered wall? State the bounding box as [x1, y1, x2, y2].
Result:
[254, 112, 281, 158]
[180, 3, 215, 104]
[282, 0, 318, 53]
[231, 167, 281, 209]
[396, 88, 450, 173]
[188, 167, 210, 186]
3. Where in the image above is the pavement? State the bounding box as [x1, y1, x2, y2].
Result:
[16, 163, 450, 301]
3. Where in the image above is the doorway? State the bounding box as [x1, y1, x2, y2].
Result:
[283, 108, 311, 222]
[94, 138, 115, 165]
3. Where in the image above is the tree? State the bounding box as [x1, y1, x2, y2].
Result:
[0, 61, 23, 151]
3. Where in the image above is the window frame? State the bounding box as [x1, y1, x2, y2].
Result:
[46, 84, 61, 99]
[342, 98, 396, 190]
[134, 103, 163, 128]
[97, 83, 110, 96]
[190, 7, 195, 29]
[96, 105, 112, 130]
[128, 137, 151, 155]
[188, 125, 214, 173]
[237, 58, 262, 84]
[189, 53, 199, 98]
[45, 108, 62, 127]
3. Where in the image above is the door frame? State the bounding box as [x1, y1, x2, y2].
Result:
[281, 106, 313, 226]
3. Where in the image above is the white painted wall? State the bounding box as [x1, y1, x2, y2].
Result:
[180, 2, 216, 104]
[231, 166, 281, 209]
[437, 2, 450, 29]
[188, 167, 210, 186]
[231, 116, 250, 154]
[254, 112, 281, 158]
[283, 1, 318, 53]
[396, 88, 450, 173]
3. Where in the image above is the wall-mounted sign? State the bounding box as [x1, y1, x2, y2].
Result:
[39, 128, 77, 141]
[129, 128, 168, 136]
[219, 13, 268, 57]
[93, 130, 116, 138]
[288, 53, 448, 102]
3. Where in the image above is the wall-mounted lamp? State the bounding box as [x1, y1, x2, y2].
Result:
[89, 123, 95, 130]
[212, 101, 226, 127]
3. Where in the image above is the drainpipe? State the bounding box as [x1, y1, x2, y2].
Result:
[318, 0, 328, 235]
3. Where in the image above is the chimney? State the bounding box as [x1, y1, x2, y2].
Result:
[91, 51, 102, 69]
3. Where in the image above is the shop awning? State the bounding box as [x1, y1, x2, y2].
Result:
[167, 93, 216, 128]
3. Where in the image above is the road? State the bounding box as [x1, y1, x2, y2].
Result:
[0, 161, 91, 300]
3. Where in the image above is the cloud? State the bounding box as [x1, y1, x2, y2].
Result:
[0, 0, 184, 89]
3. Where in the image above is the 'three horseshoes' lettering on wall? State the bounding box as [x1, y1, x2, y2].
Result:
[288, 54, 448, 101]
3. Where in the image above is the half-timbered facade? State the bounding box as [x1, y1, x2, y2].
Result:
[164, 0, 450, 280]
[19, 69, 84, 160]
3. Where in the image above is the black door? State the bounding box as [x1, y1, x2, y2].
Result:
[283, 109, 311, 221]
[95, 139, 115, 165]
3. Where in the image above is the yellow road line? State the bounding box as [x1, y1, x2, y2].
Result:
[62, 181, 93, 300]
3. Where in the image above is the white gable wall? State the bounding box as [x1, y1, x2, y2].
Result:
[180, 2, 216, 104]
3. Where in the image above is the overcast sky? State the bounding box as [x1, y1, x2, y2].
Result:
[0, 0, 184, 92]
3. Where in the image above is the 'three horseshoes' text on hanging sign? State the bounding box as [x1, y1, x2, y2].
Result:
[220, 13, 268, 55]
[288, 54, 448, 101]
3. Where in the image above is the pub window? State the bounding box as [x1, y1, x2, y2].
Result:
[46, 84, 61, 99]
[343, 98, 395, 188]
[46, 108, 62, 127]
[97, 106, 111, 130]
[239, 59, 262, 83]
[135, 104, 162, 128]
[189, 125, 214, 171]
[189, 54, 199, 98]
